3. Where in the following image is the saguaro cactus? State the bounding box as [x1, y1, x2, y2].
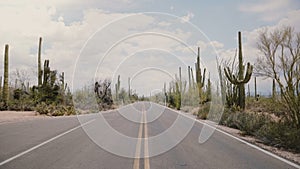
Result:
[128, 77, 131, 100]
[60, 72, 65, 90]
[188, 66, 191, 89]
[224, 31, 253, 109]
[43, 60, 50, 86]
[254, 77, 257, 99]
[206, 72, 211, 102]
[195, 47, 206, 104]
[218, 65, 226, 103]
[38, 37, 42, 87]
[115, 75, 120, 101]
[190, 67, 195, 89]
[175, 81, 181, 110]
[179, 67, 182, 92]
[2, 44, 9, 106]
[272, 79, 276, 99]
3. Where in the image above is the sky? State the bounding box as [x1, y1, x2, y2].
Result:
[0, 0, 299, 96]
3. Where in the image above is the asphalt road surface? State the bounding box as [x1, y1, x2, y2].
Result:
[0, 102, 299, 169]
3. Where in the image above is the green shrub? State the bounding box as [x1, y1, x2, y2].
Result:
[197, 102, 210, 119]
[256, 121, 300, 152]
[220, 110, 271, 136]
[35, 102, 75, 116]
[220, 108, 300, 152]
[236, 112, 270, 136]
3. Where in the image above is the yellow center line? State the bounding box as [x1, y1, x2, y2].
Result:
[133, 111, 143, 169]
[144, 105, 150, 169]
[133, 103, 151, 169]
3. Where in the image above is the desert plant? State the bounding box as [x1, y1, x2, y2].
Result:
[195, 47, 206, 104]
[2, 44, 9, 108]
[38, 37, 43, 87]
[94, 79, 113, 110]
[256, 26, 300, 127]
[224, 31, 253, 109]
[115, 75, 121, 102]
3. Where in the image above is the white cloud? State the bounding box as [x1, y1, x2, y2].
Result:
[239, 0, 290, 13]
[239, 0, 293, 21]
[180, 12, 194, 23]
[210, 41, 224, 49]
[0, 5, 135, 90]
[0, 3, 198, 94]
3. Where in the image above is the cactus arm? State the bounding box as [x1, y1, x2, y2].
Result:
[224, 67, 236, 84]
[202, 68, 206, 87]
[243, 63, 253, 83]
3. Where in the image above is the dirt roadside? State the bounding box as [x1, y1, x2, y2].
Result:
[0, 111, 49, 124]
[215, 123, 300, 165]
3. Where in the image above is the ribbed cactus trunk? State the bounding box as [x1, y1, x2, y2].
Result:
[190, 67, 195, 89]
[38, 37, 42, 87]
[164, 82, 167, 106]
[188, 66, 191, 89]
[61, 72, 65, 89]
[237, 32, 246, 109]
[115, 75, 120, 101]
[254, 77, 257, 99]
[218, 65, 226, 103]
[128, 77, 131, 101]
[3, 44, 9, 106]
[179, 67, 182, 92]
[272, 79, 276, 99]
[207, 72, 211, 102]
[60, 72, 65, 105]
[43, 60, 50, 86]
[195, 47, 206, 104]
[175, 81, 181, 110]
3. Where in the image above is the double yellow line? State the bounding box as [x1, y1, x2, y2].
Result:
[133, 104, 150, 169]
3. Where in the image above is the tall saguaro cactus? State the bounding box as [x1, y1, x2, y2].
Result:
[272, 79, 276, 99]
[188, 66, 191, 89]
[224, 31, 253, 109]
[2, 44, 9, 106]
[179, 67, 182, 92]
[128, 77, 131, 100]
[115, 75, 120, 101]
[254, 77, 257, 99]
[195, 47, 206, 104]
[190, 67, 195, 89]
[38, 37, 42, 87]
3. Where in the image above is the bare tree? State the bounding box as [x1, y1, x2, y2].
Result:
[11, 68, 35, 90]
[256, 26, 300, 127]
[94, 79, 113, 110]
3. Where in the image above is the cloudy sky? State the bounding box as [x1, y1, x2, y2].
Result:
[0, 0, 299, 96]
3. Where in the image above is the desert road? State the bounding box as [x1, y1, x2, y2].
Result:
[0, 102, 299, 169]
